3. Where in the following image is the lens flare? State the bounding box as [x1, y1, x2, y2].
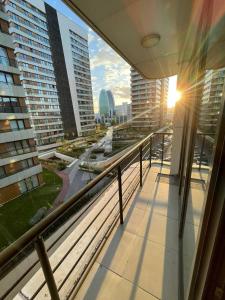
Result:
[167, 90, 182, 108]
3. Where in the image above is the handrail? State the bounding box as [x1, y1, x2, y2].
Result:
[0, 131, 154, 269]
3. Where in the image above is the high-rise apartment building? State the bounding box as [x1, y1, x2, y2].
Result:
[0, 3, 42, 204]
[45, 4, 95, 138]
[5, 0, 64, 150]
[199, 68, 225, 134]
[5, 0, 95, 149]
[131, 68, 169, 131]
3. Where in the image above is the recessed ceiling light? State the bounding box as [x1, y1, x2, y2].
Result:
[141, 34, 160, 48]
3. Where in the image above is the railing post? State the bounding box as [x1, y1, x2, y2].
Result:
[149, 136, 152, 168]
[34, 236, 60, 300]
[199, 135, 205, 171]
[117, 165, 124, 224]
[161, 134, 164, 167]
[140, 145, 143, 187]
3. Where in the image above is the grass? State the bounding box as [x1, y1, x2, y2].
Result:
[0, 168, 62, 251]
[58, 147, 86, 158]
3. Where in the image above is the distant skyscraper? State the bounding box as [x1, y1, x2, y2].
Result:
[99, 89, 115, 119]
[106, 90, 115, 117]
[99, 89, 109, 117]
[131, 68, 169, 131]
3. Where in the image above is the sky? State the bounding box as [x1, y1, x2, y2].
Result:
[46, 0, 177, 113]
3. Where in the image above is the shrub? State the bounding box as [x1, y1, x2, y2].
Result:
[90, 154, 97, 159]
[57, 161, 66, 171]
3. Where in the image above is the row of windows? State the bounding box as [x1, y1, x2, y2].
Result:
[18, 62, 55, 76]
[72, 52, 89, 63]
[31, 111, 61, 117]
[16, 43, 52, 61]
[22, 71, 55, 82]
[0, 96, 20, 107]
[17, 53, 53, 67]
[74, 71, 91, 80]
[73, 64, 90, 74]
[9, 12, 48, 36]
[0, 139, 34, 157]
[11, 22, 49, 45]
[76, 83, 92, 91]
[34, 124, 63, 131]
[0, 158, 35, 179]
[73, 58, 89, 69]
[23, 80, 56, 90]
[32, 118, 62, 125]
[71, 45, 89, 58]
[75, 77, 91, 85]
[25, 89, 57, 96]
[77, 89, 92, 95]
[13, 32, 50, 52]
[27, 104, 60, 110]
[19, 175, 39, 194]
[9, 1, 46, 27]
[69, 29, 88, 45]
[27, 97, 59, 104]
[36, 130, 63, 139]
[70, 36, 88, 50]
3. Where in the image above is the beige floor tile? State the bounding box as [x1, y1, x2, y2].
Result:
[96, 227, 137, 276]
[75, 262, 157, 300]
[122, 237, 178, 300]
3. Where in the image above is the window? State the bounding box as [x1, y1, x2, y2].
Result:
[0, 72, 14, 84]
[0, 166, 5, 178]
[18, 180, 27, 193]
[0, 47, 9, 66]
[10, 120, 25, 130]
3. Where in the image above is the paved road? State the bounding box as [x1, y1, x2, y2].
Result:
[63, 128, 113, 200]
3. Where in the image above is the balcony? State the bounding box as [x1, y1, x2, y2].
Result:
[0, 131, 210, 299]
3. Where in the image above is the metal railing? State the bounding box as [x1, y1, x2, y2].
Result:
[0, 131, 171, 299]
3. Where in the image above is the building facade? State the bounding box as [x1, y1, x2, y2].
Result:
[45, 4, 95, 138]
[0, 3, 42, 204]
[115, 102, 131, 124]
[5, 0, 64, 149]
[131, 68, 169, 131]
[199, 68, 225, 134]
[5, 0, 95, 149]
[99, 89, 115, 119]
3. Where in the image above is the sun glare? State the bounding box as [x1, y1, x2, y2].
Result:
[167, 90, 181, 108]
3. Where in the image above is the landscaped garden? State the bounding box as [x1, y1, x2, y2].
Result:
[0, 168, 62, 251]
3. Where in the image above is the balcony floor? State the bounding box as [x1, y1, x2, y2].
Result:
[75, 167, 180, 300]
[12, 165, 205, 300]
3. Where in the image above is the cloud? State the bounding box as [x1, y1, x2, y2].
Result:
[88, 30, 131, 112]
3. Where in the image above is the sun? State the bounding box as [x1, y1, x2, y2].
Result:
[167, 90, 182, 108]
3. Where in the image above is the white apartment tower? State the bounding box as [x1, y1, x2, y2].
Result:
[45, 4, 95, 137]
[199, 68, 225, 134]
[131, 68, 169, 131]
[5, 0, 95, 149]
[5, 0, 64, 149]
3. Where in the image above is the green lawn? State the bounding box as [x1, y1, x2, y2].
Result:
[0, 168, 62, 251]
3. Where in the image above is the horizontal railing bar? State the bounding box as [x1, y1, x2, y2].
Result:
[0, 131, 157, 269]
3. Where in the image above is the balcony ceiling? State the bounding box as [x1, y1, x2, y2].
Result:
[64, 0, 225, 79]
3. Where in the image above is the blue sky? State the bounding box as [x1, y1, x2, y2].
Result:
[45, 0, 134, 113]
[46, 0, 176, 113]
